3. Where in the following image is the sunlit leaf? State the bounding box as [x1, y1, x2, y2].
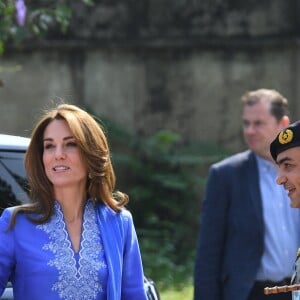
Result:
[82, 0, 94, 6]
[0, 41, 4, 55]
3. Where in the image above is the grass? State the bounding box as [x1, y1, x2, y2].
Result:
[159, 282, 193, 300]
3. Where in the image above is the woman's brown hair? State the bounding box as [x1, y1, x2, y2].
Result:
[10, 104, 128, 227]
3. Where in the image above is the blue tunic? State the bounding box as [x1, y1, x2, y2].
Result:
[0, 200, 147, 300]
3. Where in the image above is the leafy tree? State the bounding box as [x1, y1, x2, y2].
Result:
[0, 0, 93, 54]
[99, 115, 232, 286]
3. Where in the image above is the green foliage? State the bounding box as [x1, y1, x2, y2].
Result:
[0, 0, 93, 54]
[98, 116, 232, 287]
[0, 0, 15, 54]
[29, 4, 72, 35]
[160, 281, 193, 300]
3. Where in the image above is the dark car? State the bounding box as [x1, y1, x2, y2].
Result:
[0, 134, 30, 300]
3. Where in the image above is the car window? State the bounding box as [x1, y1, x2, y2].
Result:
[0, 150, 29, 215]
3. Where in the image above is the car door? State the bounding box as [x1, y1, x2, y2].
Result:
[0, 149, 28, 300]
[0, 150, 29, 216]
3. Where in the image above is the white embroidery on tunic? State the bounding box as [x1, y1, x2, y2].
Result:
[37, 200, 106, 300]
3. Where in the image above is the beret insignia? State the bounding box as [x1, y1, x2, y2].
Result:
[270, 121, 300, 161]
[278, 129, 293, 144]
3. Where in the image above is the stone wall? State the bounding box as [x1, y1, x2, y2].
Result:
[0, 1, 300, 152]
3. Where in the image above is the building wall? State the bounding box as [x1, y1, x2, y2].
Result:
[0, 1, 299, 152]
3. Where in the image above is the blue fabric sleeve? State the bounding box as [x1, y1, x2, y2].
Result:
[121, 210, 147, 300]
[97, 205, 147, 300]
[0, 208, 15, 296]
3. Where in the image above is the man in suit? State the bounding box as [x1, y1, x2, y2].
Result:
[194, 89, 300, 300]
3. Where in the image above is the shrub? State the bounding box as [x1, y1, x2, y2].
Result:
[99, 116, 232, 286]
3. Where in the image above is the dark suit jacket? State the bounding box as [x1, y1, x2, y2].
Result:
[194, 150, 264, 300]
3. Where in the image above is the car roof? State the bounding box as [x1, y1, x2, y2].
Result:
[0, 134, 30, 151]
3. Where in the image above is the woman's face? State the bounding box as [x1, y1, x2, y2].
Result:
[42, 119, 88, 194]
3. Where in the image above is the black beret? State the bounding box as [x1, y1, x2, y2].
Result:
[270, 120, 300, 161]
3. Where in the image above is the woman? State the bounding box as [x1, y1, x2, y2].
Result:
[0, 104, 147, 300]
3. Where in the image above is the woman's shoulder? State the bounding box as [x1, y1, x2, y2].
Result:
[97, 204, 133, 226]
[0, 206, 19, 229]
[0, 207, 14, 221]
[99, 204, 132, 218]
[1, 206, 21, 218]
[0, 204, 35, 223]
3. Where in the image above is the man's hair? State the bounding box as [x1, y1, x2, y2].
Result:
[241, 88, 289, 121]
